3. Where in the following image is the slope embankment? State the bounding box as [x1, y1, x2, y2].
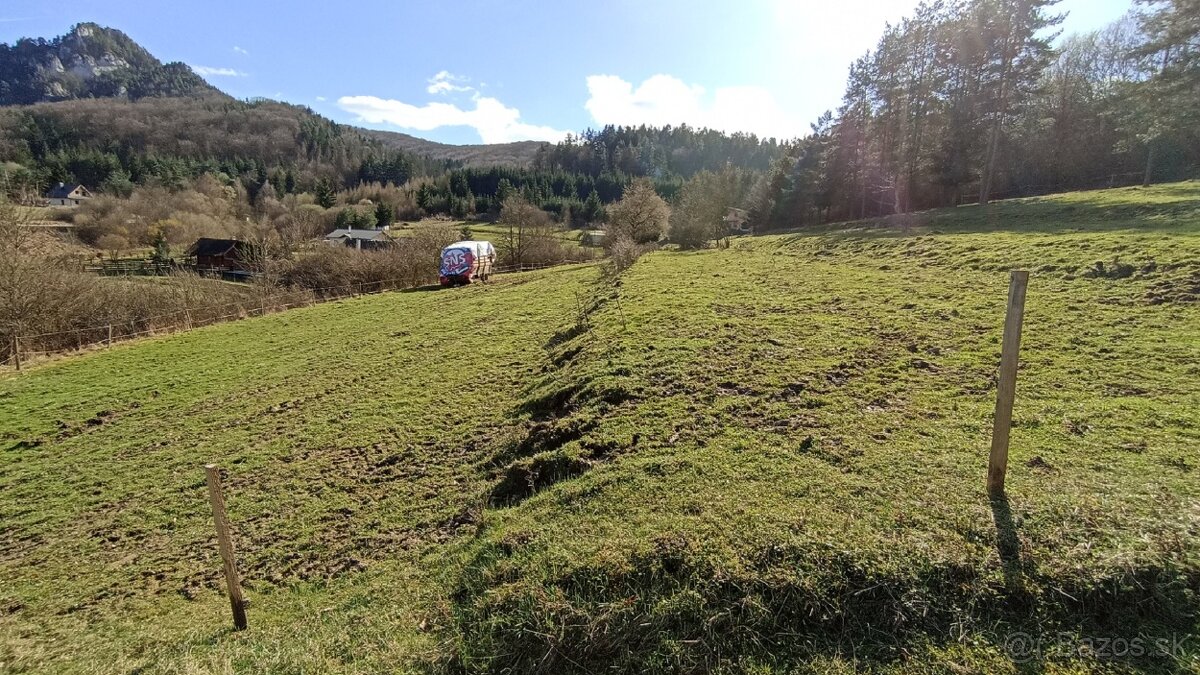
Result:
[446, 182, 1200, 673]
[1, 183, 1198, 673]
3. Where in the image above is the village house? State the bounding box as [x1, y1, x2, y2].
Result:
[724, 207, 750, 234]
[44, 183, 93, 207]
[324, 228, 391, 251]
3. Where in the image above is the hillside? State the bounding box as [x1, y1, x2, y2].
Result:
[2, 183, 1199, 673]
[0, 23, 215, 104]
[363, 129, 545, 167]
[0, 24, 792, 215]
[0, 22, 541, 169]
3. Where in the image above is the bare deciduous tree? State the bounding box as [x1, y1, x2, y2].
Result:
[498, 196, 571, 267]
[606, 179, 670, 244]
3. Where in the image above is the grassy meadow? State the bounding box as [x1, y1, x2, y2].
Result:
[1, 182, 1198, 673]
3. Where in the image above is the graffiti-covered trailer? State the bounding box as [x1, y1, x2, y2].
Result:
[439, 240, 496, 286]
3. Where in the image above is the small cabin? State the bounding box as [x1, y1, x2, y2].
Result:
[324, 228, 391, 250]
[45, 183, 93, 207]
[188, 238, 253, 273]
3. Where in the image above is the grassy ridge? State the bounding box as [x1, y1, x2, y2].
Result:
[0, 266, 599, 672]
[1, 183, 1199, 673]
[449, 183, 1200, 672]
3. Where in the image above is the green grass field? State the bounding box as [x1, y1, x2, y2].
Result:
[2, 183, 1198, 673]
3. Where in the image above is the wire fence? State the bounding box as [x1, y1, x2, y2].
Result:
[3, 258, 595, 372]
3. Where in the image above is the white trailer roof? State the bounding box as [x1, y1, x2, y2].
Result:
[443, 240, 495, 256]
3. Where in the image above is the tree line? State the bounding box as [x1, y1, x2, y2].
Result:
[0, 94, 791, 226]
[747, 0, 1200, 231]
[406, 126, 786, 223]
[534, 125, 783, 179]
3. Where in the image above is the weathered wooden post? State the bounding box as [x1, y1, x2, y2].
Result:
[987, 270, 1029, 497]
[106, 324, 113, 347]
[204, 464, 247, 630]
[11, 336, 21, 371]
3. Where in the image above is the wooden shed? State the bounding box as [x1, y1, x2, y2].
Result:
[188, 238, 253, 273]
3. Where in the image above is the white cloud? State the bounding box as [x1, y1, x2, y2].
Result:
[585, 74, 802, 140]
[315, 96, 327, 102]
[232, 46, 249, 55]
[191, 65, 247, 77]
[426, 70, 473, 95]
[338, 94, 566, 144]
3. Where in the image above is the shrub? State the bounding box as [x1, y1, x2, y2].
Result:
[95, 233, 130, 258]
[607, 234, 651, 274]
[607, 179, 670, 244]
[278, 225, 457, 294]
[1, 202, 258, 359]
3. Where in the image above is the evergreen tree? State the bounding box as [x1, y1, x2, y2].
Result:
[315, 178, 337, 208]
[416, 183, 434, 212]
[374, 201, 395, 229]
[1128, 0, 1200, 184]
[150, 230, 171, 263]
[975, 0, 1063, 204]
[581, 189, 605, 225]
[99, 168, 134, 197]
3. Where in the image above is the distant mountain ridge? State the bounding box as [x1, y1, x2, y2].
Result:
[0, 21, 785, 210]
[0, 23, 544, 166]
[0, 23, 216, 104]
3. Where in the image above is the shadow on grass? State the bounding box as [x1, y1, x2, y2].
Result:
[450, 515, 1200, 674]
[398, 283, 443, 294]
[990, 493, 1024, 588]
[761, 181, 1200, 243]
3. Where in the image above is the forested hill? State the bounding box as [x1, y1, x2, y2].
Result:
[0, 19, 544, 169]
[0, 97, 453, 197]
[0, 23, 215, 104]
[535, 125, 784, 178]
[0, 23, 788, 215]
[362, 129, 547, 168]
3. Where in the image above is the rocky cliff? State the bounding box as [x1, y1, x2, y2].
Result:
[0, 23, 215, 105]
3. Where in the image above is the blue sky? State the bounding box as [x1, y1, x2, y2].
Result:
[2, 0, 1135, 145]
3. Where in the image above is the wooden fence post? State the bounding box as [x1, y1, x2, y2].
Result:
[987, 270, 1029, 497]
[107, 324, 113, 347]
[204, 464, 248, 631]
[11, 336, 20, 371]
